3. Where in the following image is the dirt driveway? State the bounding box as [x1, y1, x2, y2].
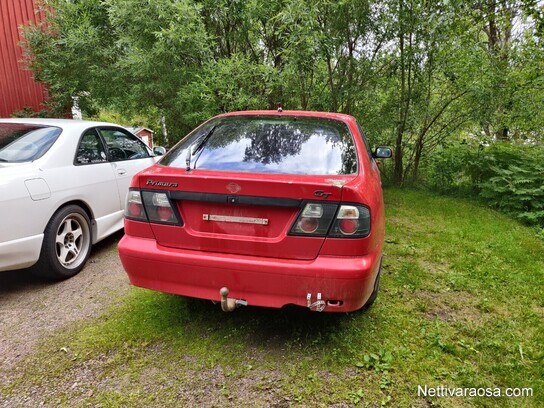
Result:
[0, 232, 128, 384]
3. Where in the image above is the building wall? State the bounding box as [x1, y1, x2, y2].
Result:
[136, 129, 153, 148]
[0, 0, 47, 117]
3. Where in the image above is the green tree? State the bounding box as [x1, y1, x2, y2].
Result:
[23, 0, 542, 151]
[25, 0, 211, 138]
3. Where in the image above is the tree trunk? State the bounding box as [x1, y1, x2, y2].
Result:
[160, 115, 169, 147]
[412, 137, 424, 180]
[394, 128, 404, 185]
[394, 0, 409, 185]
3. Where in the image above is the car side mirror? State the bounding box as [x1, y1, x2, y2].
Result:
[373, 147, 392, 159]
[153, 146, 167, 156]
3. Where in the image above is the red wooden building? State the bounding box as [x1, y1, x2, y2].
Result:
[0, 0, 47, 117]
[126, 127, 154, 148]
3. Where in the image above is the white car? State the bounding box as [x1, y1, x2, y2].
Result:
[0, 119, 164, 279]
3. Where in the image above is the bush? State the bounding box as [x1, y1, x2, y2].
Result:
[424, 142, 544, 228]
[425, 142, 475, 193]
[471, 144, 544, 226]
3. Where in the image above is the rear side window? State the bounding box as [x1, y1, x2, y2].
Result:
[160, 116, 357, 175]
[356, 122, 373, 158]
[0, 124, 61, 163]
[76, 128, 108, 164]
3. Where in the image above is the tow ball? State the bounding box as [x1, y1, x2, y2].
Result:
[219, 287, 248, 312]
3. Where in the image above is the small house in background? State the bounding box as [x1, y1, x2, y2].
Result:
[126, 127, 154, 148]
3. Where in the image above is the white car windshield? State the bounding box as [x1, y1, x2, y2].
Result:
[0, 124, 62, 163]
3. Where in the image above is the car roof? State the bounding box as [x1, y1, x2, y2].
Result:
[0, 118, 123, 130]
[214, 110, 356, 123]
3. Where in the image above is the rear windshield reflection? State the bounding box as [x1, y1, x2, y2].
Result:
[161, 116, 357, 175]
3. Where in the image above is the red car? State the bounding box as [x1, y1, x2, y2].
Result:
[118, 110, 392, 312]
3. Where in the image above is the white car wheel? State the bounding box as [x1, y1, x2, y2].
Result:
[33, 205, 92, 280]
[55, 212, 90, 268]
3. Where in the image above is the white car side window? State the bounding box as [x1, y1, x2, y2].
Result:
[99, 128, 150, 161]
[76, 128, 108, 165]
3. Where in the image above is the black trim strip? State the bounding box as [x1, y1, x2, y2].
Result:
[169, 191, 302, 208]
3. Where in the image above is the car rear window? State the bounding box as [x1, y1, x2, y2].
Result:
[160, 116, 357, 175]
[0, 124, 62, 163]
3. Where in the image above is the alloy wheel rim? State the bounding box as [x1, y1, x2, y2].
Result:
[55, 213, 90, 269]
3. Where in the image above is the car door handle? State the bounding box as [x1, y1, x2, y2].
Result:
[117, 169, 127, 175]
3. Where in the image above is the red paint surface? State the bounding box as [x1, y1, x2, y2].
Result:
[0, 0, 47, 117]
[118, 110, 387, 312]
[119, 234, 381, 312]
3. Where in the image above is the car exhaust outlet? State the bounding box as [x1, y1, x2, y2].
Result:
[219, 287, 247, 312]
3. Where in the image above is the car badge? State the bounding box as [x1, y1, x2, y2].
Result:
[226, 182, 241, 194]
[146, 180, 178, 188]
[314, 190, 332, 199]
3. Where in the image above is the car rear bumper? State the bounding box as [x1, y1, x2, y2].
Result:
[0, 234, 43, 272]
[118, 235, 382, 312]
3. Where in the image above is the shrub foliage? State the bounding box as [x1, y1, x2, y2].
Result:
[473, 144, 544, 226]
[428, 143, 544, 227]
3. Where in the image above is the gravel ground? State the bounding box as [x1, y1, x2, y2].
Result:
[0, 232, 303, 407]
[0, 231, 128, 385]
[0, 232, 354, 407]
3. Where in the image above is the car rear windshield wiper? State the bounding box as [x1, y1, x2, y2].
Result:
[185, 125, 217, 171]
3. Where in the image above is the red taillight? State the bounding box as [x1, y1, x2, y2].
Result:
[157, 206, 174, 222]
[338, 219, 359, 235]
[143, 191, 180, 224]
[289, 203, 371, 238]
[124, 191, 147, 221]
[298, 217, 319, 233]
[124, 189, 181, 225]
[128, 202, 142, 217]
[329, 205, 370, 237]
[290, 203, 337, 235]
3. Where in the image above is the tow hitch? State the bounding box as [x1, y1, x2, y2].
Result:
[219, 287, 248, 312]
[307, 293, 326, 312]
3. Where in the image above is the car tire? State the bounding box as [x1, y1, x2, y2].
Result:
[33, 205, 92, 280]
[362, 259, 382, 309]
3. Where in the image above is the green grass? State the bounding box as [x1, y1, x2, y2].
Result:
[2, 188, 543, 407]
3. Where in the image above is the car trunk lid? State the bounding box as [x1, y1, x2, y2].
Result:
[141, 169, 353, 260]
